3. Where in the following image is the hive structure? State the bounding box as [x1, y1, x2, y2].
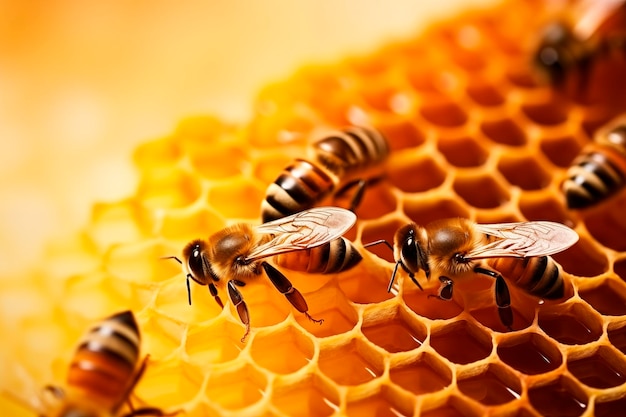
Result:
[2, 0, 626, 416]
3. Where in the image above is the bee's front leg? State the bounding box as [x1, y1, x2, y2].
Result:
[227, 280, 251, 342]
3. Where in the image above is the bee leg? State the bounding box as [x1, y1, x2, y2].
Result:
[261, 262, 324, 325]
[226, 280, 251, 342]
[475, 267, 513, 330]
[428, 276, 453, 300]
[208, 282, 224, 309]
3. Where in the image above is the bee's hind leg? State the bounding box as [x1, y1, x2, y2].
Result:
[261, 262, 324, 325]
[475, 266, 513, 330]
[227, 280, 251, 342]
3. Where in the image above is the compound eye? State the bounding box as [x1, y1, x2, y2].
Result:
[401, 230, 419, 273]
[187, 243, 206, 280]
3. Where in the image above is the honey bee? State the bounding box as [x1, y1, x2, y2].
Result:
[366, 219, 579, 328]
[261, 125, 389, 223]
[165, 207, 359, 341]
[533, 0, 626, 93]
[562, 115, 626, 209]
[39, 310, 175, 417]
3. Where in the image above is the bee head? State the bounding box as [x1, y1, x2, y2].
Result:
[394, 223, 430, 280]
[182, 239, 216, 286]
[534, 21, 573, 85]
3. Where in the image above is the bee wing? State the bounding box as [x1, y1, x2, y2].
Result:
[466, 221, 579, 260]
[573, 0, 624, 40]
[245, 207, 357, 262]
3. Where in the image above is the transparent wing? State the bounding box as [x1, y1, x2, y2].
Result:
[466, 221, 579, 260]
[573, 0, 624, 40]
[245, 207, 357, 261]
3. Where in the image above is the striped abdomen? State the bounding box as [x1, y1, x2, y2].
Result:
[562, 147, 626, 209]
[67, 311, 141, 411]
[488, 256, 564, 300]
[273, 237, 362, 274]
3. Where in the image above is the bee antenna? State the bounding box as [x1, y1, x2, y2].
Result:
[363, 239, 394, 252]
[161, 255, 182, 265]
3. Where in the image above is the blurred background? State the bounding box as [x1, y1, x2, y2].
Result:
[0, 0, 495, 277]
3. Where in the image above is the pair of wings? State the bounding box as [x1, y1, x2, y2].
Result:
[245, 207, 357, 262]
[465, 221, 579, 260]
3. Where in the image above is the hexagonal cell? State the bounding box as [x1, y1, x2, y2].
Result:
[420, 394, 483, 417]
[595, 395, 626, 417]
[207, 179, 265, 220]
[429, 320, 492, 365]
[614, 257, 626, 282]
[361, 84, 414, 114]
[585, 206, 626, 251]
[185, 320, 243, 365]
[158, 206, 225, 244]
[344, 385, 414, 417]
[377, 117, 426, 151]
[568, 346, 626, 389]
[403, 287, 463, 321]
[608, 322, 626, 355]
[452, 49, 487, 72]
[361, 305, 426, 353]
[437, 135, 489, 167]
[252, 152, 298, 187]
[480, 118, 527, 146]
[237, 280, 291, 329]
[337, 258, 395, 304]
[250, 325, 314, 374]
[539, 135, 583, 168]
[552, 235, 609, 278]
[497, 332, 562, 375]
[87, 200, 145, 251]
[133, 136, 181, 173]
[579, 279, 626, 316]
[527, 376, 589, 417]
[386, 153, 447, 193]
[138, 310, 186, 361]
[420, 100, 468, 127]
[135, 359, 204, 410]
[189, 143, 248, 180]
[403, 197, 470, 226]
[318, 338, 385, 386]
[538, 302, 603, 345]
[137, 168, 203, 210]
[522, 99, 570, 126]
[453, 172, 510, 209]
[406, 68, 455, 95]
[457, 363, 522, 406]
[154, 277, 223, 324]
[466, 81, 505, 107]
[351, 182, 398, 221]
[104, 239, 181, 284]
[497, 153, 551, 190]
[205, 363, 269, 410]
[469, 303, 533, 333]
[271, 374, 340, 417]
[389, 352, 452, 395]
[518, 193, 573, 225]
[294, 285, 359, 338]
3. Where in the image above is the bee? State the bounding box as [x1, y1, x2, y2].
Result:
[532, 0, 626, 93]
[165, 207, 359, 342]
[365, 219, 579, 328]
[261, 125, 389, 223]
[39, 310, 175, 417]
[562, 115, 626, 209]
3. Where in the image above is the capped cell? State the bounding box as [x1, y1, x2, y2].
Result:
[497, 332, 562, 375]
[250, 325, 315, 374]
[527, 375, 588, 417]
[389, 352, 452, 395]
[457, 363, 522, 405]
[271, 374, 340, 417]
[430, 320, 492, 365]
[567, 345, 626, 389]
[205, 362, 269, 410]
[318, 338, 385, 386]
[538, 302, 603, 345]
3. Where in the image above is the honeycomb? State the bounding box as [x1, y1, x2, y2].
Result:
[2, 0, 626, 416]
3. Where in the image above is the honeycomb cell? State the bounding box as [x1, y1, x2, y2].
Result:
[595, 396, 626, 417]
[537, 302, 603, 345]
[453, 172, 510, 208]
[351, 183, 398, 221]
[552, 235, 609, 278]
[252, 152, 297, 186]
[185, 320, 243, 365]
[250, 325, 314, 374]
[337, 259, 395, 304]
[137, 168, 203, 210]
[403, 197, 470, 226]
[158, 206, 225, 243]
[465, 81, 505, 106]
[139, 310, 186, 361]
[271, 375, 340, 417]
[608, 322, 626, 355]
[585, 206, 626, 252]
[567, 346, 626, 389]
[87, 200, 144, 251]
[579, 279, 626, 316]
[522, 98, 570, 126]
[377, 118, 426, 151]
[207, 179, 265, 220]
[403, 288, 464, 321]
[469, 303, 533, 333]
[238, 280, 292, 328]
[437, 135, 489, 167]
[133, 136, 181, 173]
[518, 193, 572, 225]
[480, 118, 526, 146]
[344, 385, 414, 417]
[294, 285, 359, 338]
[361, 304, 426, 353]
[539, 135, 582, 168]
[457, 363, 521, 405]
[407, 68, 454, 95]
[505, 67, 538, 88]
[104, 240, 180, 284]
[205, 363, 269, 410]
[318, 338, 385, 386]
[527, 376, 589, 417]
[497, 332, 562, 375]
[386, 153, 447, 193]
[361, 84, 414, 114]
[420, 394, 483, 417]
[497, 153, 551, 190]
[430, 320, 492, 365]
[188, 143, 248, 180]
[420, 100, 468, 127]
[135, 359, 204, 410]
[389, 352, 453, 395]
[154, 276, 223, 324]
[615, 257, 626, 282]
